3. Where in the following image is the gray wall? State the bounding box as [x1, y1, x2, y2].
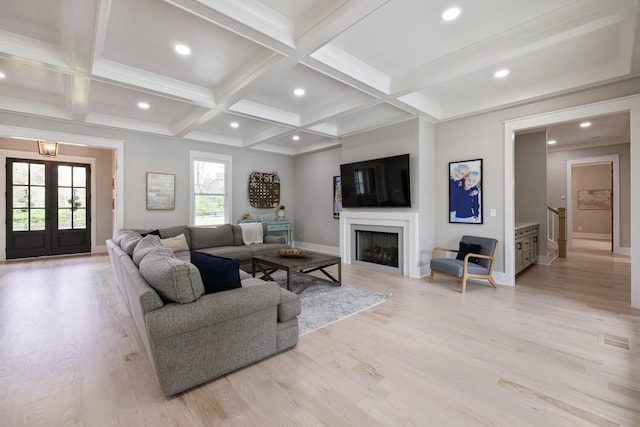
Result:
[547, 143, 630, 247]
[514, 130, 548, 255]
[293, 147, 341, 249]
[122, 134, 293, 229]
[434, 76, 640, 276]
[292, 118, 436, 276]
[293, 119, 421, 248]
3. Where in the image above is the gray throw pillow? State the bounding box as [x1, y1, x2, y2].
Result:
[190, 224, 235, 250]
[139, 249, 205, 304]
[132, 234, 164, 266]
[120, 231, 142, 255]
[112, 228, 130, 245]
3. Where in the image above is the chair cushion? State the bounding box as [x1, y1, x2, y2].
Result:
[190, 251, 242, 294]
[456, 242, 481, 264]
[430, 258, 489, 277]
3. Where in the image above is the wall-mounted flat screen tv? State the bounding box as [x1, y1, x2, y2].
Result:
[340, 153, 411, 208]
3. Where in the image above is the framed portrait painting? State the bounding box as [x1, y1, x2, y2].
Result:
[449, 159, 483, 224]
[146, 172, 175, 210]
[333, 175, 342, 219]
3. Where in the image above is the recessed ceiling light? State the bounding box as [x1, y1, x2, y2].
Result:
[174, 44, 191, 56]
[138, 102, 150, 110]
[0, 71, 5, 79]
[494, 69, 510, 79]
[441, 7, 461, 21]
[293, 88, 305, 97]
[580, 121, 591, 128]
[230, 121, 239, 129]
[292, 135, 300, 141]
[548, 140, 556, 145]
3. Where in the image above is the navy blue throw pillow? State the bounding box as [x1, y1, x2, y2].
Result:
[456, 242, 482, 264]
[141, 229, 161, 237]
[190, 251, 241, 294]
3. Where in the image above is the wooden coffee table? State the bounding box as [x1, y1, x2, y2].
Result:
[252, 251, 341, 294]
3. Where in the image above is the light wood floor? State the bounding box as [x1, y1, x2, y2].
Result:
[0, 239, 637, 426]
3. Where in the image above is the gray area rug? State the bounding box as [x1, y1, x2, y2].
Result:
[270, 272, 390, 335]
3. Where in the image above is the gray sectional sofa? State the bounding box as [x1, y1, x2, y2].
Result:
[106, 223, 300, 396]
[138, 223, 289, 271]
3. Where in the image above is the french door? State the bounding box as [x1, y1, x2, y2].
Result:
[6, 158, 91, 259]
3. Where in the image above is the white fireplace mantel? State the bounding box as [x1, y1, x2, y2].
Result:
[340, 211, 419, 278]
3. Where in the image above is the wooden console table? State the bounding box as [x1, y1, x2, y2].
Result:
[239, 219, 293, 244]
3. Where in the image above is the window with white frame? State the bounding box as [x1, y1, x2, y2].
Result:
[190, 152, 231, 226]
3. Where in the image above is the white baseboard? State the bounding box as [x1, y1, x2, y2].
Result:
[617, 246, 631, 256]
[572, 232, 612, 240]
[294, 241, 340, 256]
[93, 245, 108, 254]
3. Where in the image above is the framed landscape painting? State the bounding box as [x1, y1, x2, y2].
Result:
[449, 159, 483, 224]
[577, 189, 612, 210]
[146, 172, 175, 210]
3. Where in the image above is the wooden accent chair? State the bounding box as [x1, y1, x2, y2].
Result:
[429, 235, 499, 293]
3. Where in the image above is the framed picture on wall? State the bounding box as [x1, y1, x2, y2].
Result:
[577, 189, 612, 210]
[449, 159, 483, 224]
[146, 172, 175, 210]
[333, 175, 342, 219]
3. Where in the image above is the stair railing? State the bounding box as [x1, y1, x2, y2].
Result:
[547, 206, 566, 258]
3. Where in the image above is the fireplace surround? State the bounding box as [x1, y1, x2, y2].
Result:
[340, 211, 420, 278]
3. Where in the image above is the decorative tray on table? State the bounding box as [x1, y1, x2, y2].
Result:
[278, 248, 307, 258]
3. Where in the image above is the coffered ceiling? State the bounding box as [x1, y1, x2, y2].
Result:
[0, 0, 638, 155]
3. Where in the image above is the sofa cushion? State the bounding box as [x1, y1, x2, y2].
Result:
[231, 225, 244, 245]
[161, 233, 190, 252]
[139, 249, 205, 303]
[456, 242, 482, 264]
[120, 230, 143, 255]
[159, 225, 191, 248]
[189, 224, 235, 250]
[112, 228, 130, 245]
[132, 234, 164, 266]
[190, 251, 241, 294]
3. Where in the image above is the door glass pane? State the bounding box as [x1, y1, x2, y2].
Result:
[73, 188, 86, 208]
[12, 163, 28, 185]
[58, 165, 72, 187]
[30, 187, 46, 208]
[30, 209, 45, 230]
[12, 209, 28, 231]
[58, 209, 72, 229]
[30, 163, 45, 186]
[73, 209, 86, 229]
[13, 186, 29, 208]
[58, 188, 72, 208]
[73, 167, 86, 187]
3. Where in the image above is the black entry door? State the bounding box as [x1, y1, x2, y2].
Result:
[6, 158, 91, 259]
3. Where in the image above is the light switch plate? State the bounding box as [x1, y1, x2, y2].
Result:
[490, 209, 497, 217]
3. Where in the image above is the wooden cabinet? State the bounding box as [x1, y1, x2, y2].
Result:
[515, 223, 539, 274]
